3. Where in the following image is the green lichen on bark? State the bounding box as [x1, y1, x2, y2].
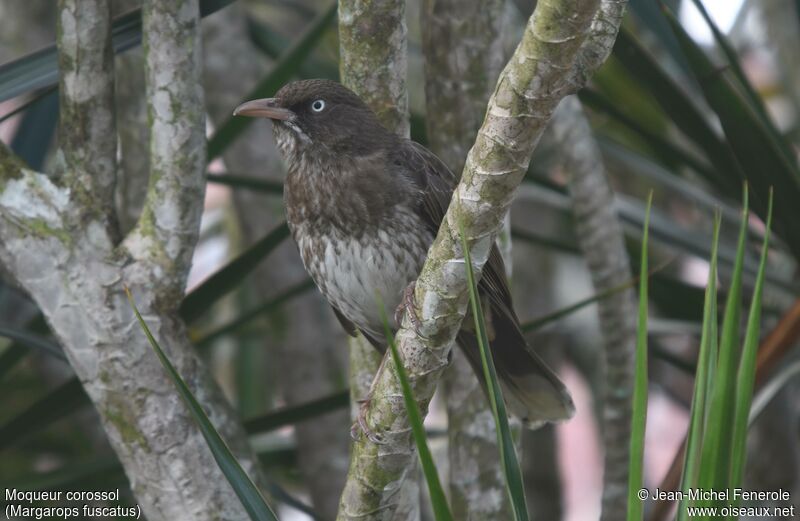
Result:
[338, 0, 409, 137]
[0, 142, 25, 190]
[105, 405, 151, 453]
[56, 0, 117, 218]
[337, 2, 420, 520]
[26, 218, 72, 246]
[127, 0, 206, 298]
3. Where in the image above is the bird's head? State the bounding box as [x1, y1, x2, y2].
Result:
[233, 79, 391, 161]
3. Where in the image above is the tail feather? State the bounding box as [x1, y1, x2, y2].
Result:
[456, 314, 575, 428]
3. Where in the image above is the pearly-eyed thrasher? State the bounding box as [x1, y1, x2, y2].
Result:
[234, 79, 574, 436]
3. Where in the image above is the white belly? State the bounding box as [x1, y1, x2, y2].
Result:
[298, 231, 427, 334]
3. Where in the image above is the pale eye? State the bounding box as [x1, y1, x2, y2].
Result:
[311, 99, 326, 112]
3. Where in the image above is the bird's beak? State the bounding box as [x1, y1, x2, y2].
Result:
[233, 98, 294, 120]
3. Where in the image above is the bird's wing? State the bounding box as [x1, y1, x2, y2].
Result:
[400, 140, 516, 316]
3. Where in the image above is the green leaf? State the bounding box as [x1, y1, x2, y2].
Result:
[0, 378, 87, 450]
[460, 226, 529, 521]
[662, 7, 800, 260]
[627, 191, 652, 521]
[194, 278, 314, 349]
[729, 190, 772, 491]
[677, 213, 721, 521]
[377, 298, 453, 521]
[207, 1, 337, 161]
[612, 28, 744, 198]
[696, 187, 749, 499]
[0, 0, 236, 103]
[580, 88, 717, 184]
[243, 390, 349, 435]
[126, 288, 279, 521]
[687, 0, 791, 166]
[179, 222, 290, 323]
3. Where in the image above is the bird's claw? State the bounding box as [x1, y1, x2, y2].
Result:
[395, 281, 422, 335]
[350, 398, 384, 444]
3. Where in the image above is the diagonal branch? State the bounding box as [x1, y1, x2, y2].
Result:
[338, 0, 629, 517]
[125, 0, 207, 299]
[56, 0, 118, 225]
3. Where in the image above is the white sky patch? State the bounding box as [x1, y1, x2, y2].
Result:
[680, 0, 745, 45]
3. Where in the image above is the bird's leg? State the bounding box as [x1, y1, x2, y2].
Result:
[350, 353, 388, 444]
[395, 280, 422, 334]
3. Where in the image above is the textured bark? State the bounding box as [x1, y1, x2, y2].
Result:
[338, 0, 409, 138]
[123, 0, 206, 296]
[419, 1, 513, 518]
[114, 47, 150, 235]
[337, 0, 627, 518]
[337, 1, 418, 520]
[551, 95, 637, 521]
[112, 0, 149, 235]
[201, 5, 350, 518]
[0, 1, 267, 518]
[56, 0, 117, 228]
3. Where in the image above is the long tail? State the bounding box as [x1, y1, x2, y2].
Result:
[456, 311, 575, 428]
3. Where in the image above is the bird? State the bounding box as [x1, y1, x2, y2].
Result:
[234, 79, 574, 436]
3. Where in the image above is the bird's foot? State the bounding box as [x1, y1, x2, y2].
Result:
[350, 397, 384, 444]
[395, 281, 422, 334]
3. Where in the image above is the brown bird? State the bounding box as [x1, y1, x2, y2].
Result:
[234, 79, 574, 433]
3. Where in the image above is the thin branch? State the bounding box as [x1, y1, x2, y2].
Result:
[551, 95, 637, 521]
[125, 0, 206, 298]
[572, 0, 628, 86]
[56, 0, 117, 224]
[338, 0, 616, 517]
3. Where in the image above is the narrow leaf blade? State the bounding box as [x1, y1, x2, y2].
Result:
[677, 213, 721, 521]
[378, 299, 454, 521]
[460, 227, 529, 521]
[627, 192, 652, 521]
[730, 190, 773, 490]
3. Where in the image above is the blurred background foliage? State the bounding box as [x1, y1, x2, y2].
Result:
[0, 0, 798, 519]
